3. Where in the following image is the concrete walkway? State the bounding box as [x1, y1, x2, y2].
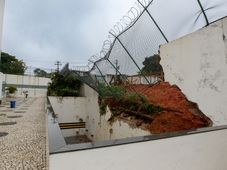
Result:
[0, 97, 48, 170]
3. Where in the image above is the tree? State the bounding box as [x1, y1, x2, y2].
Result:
[0, 52, 27, 75]
[47, 72, 82, 96]
[140, 54, 163, 75]
[34, 68, 49, 77]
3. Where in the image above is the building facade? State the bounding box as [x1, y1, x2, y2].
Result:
[0, 0, 5, 55]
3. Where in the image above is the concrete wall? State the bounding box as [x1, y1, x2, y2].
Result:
[48, 96, 87, 137]
[0, 0, 4, 55]
[0, 72, 3, 98]
[0, 0, 5, 98]
[50, 128, 227, 170]
[2, 74, 51, 97]
[160, 18, 227, 126]
[95, 107, 150, 141]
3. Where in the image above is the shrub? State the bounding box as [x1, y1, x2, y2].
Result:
[98, 84, 125, 100]
[47, 73, 81, 96]
[140, 103, 163, 114]
[6, 86, 17, 94]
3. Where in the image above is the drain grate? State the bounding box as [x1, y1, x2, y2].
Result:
[0, 122, 17, 126]
[0, 110, 13, 112]
[0, 132, 8, 137]
[20, 109, 28, 111]
[0, 114, 6, 116]
[14, 111, 26, 113]
[7, 116, 23, 118]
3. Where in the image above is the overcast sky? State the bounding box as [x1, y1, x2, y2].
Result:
[2, 0, 135, 71]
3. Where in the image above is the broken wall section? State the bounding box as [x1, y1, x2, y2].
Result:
[160, 17, 227, 125]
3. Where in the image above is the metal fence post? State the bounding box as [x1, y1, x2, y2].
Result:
[197, 0, 209, 26]
[93, 62, 109, 86]
[137, 0, 169, 43]
[109, 32, 150, 84]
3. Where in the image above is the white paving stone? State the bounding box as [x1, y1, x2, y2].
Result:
[0, 97, 48, 170]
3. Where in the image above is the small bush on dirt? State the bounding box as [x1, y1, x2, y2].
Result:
[98, 84, 163, 117]
[140, 103, 163, 114]
[126, 92, 147, 104]
[98, 84, 125, 100]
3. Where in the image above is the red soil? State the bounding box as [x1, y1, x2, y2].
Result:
[123, 82, 212, 134]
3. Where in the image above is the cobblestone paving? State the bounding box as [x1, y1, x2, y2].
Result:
[0, 97, 48, 170]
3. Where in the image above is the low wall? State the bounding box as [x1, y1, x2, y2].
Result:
[160, 17, 227, 126]
[48, 96, 87, 137]
[2, 74, 51, 97]
[50, 128, 227, 170]
[95, 107, 150, 141]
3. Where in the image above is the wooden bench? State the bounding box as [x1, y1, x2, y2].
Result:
[59, 122, 86, 129]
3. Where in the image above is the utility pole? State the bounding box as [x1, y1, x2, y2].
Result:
[115, 59, 120, 76]
[115, 59, 120, 83]
[55, 61, 62, 73]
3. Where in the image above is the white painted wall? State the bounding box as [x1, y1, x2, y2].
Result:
[3, 74, 51, 97]
[48, 96, 87, 137]
[0, 0, 4, 55]
[50, 128, 227, 170]
[0, 72, 3, 98]
[95, 107, 150, 141]
[160, 18, 227, 126]
[0, 0, 5, 98]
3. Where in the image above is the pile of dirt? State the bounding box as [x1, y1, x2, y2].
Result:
[123, 82, 212, 134]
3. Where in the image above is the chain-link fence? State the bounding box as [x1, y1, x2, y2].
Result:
[69, 0, 227, 92]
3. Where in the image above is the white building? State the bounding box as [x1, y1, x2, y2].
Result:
[0, 0, 4, 57]
[0, 0, 5, 98]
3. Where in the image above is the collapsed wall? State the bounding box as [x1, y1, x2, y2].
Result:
[160, 17, 227, 126]
[49, 84, 150, 143]
[83, 84, 151, 141]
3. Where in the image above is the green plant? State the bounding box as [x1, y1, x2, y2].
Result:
[98, 84, 125, 100]
[0, 52, 27, 75]
[99, 100, 107, 116]
[6, 86, 17, 94]
[47, 72, 81, 97]
[125, 92, 147, 105]
[140, 103, 163, 115]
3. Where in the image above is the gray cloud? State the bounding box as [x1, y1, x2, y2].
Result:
[2, 0, 135, 70]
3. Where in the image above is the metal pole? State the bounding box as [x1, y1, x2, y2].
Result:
[197, 0, 209, 26]
[109, 32, 150, 84]
[86, 72, 99, 89]
[93, 62, 109, 86]
[137, 0, 169, 43]
[106, 58, 123, 77]
[72, 70, 99, 92]
[106, 58, 130, 84]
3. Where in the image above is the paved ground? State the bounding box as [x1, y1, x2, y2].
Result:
[0, 97, 48, 170]
[64, 135, 91, 145]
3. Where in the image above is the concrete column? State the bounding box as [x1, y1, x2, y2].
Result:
[0, 0, 5, 56]
[0, 72, 3, 98]
[0, 0, 5, 98]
